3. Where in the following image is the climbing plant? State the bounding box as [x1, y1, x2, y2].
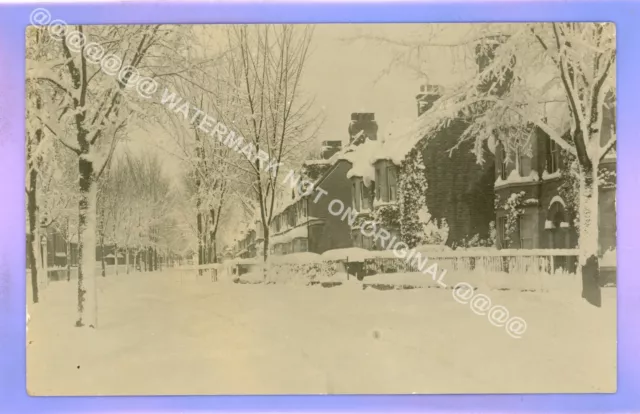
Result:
[501, 191, 525, 247]
[398, 147, 429, 248]
[557, 149, 580, 229]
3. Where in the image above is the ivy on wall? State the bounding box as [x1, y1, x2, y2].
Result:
[557, 149, 580, 228]
[372, 203, 400, 235]
[398, 147, 429, 248]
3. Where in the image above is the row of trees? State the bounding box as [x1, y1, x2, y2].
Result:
[26, 23, 322, 327]
[26, 24, 190, 326]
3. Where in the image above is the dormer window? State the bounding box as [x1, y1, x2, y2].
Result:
[375, 167, 382, 200]
[546, 138, 560, 174]
[352, 181, 361, 211]
[361, 184, 371, 210]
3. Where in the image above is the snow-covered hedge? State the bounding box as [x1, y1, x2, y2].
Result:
[232, 255, 344, 286]
[363, 267, 580, 293]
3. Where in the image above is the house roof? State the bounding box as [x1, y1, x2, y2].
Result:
[342, 138, 381, 186]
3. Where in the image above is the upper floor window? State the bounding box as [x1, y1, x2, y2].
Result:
[500, 145, 508, 180]
[352, 181, 360, 211]
[517, 146, 532, 177]
[546, 138, 560, 174]
[387, 166, 398, 201]
[375, 167, 382, 200]
[361, 183, 371, 210]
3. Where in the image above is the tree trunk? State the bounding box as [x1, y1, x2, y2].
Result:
[262, 225, 269, 262]
[144, 248, 148, 271]
[125, 247, 130, 274]
[210, 231, 217, 263]
[579, 164, 601, 307]
[76, 158, 98, 328]
[154, 247, 158, 271]
[197, 211, 203, 275]
[66, 219, 71, 282]
[100, 237, 106, 278]
[27, 177, 39, 304]
[115, 244, 119, 275]
[27, 93, 44, 304]
[204, 231, 209, 264]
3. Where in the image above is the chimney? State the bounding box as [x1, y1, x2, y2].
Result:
[416, 84, 443, 117]
[321, 140, 342, 159]
[348, 112, 378, 144]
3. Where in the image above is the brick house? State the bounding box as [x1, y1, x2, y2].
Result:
[493, 103, 617, 255]
[267, 113, 379, 255]
[346, 85, 495, 249]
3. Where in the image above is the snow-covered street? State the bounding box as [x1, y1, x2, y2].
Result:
[27, 270, 616, 395]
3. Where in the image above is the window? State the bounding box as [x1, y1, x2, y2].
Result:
[362, 236, 373, 250]
[294, 238, 308, 253]
[497, 216, 508, 248]
[518, 214, 535, 249]
[517, 147, 532, 177]
[361, 183, 371, 210]
[546, 138, 560, 174]
[599, 191, 616, 254]
[352, 232, 362, 248]
[352, 181, 360, 211]
[288, 209, 295, 228]
[500, 145, 508, 180]
[387, 166, 398, 201]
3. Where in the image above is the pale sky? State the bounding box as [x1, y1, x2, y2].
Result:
[126, 23, 473, 174]
[301, 23, 470, 147]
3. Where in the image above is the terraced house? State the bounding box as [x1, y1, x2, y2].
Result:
[267, 113, 379, 255]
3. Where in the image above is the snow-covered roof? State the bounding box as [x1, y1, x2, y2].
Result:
[495, 169, 539, 188]
[271, 225, 308, 245]
[341, 139, 381, 186]
[372, 117, 425, 165]
[303, 159, 331, 166]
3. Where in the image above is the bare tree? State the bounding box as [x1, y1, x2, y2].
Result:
[221, 24, 320, 261]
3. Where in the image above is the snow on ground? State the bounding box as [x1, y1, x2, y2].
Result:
[27, 269, 616, 395]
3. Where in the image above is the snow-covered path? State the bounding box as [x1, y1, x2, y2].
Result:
[27, 270, 616, 395]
